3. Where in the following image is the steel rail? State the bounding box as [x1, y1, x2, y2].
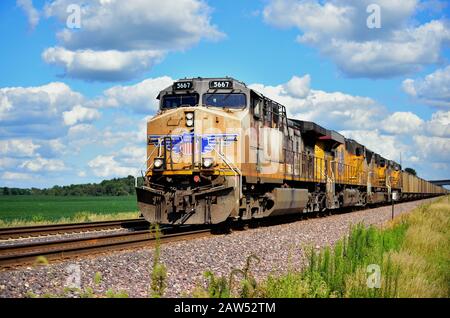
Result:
[1, 197, 440, 268]
[0, 218, 149, 240]
[0, 228, 211, 268]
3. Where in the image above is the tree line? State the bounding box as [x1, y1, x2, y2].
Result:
[1, 176, 144, 196]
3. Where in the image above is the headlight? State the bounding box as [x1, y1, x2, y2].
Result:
[154, 158, 164, 169]
[202, 157, 214, 168]
[185, 112, 194, 127]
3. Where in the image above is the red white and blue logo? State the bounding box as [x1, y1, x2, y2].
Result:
[148, 133, 238, 156]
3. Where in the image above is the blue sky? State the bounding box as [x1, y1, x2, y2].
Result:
[0, 0, 449, 188]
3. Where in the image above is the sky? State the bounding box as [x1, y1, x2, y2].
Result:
[0, 0, 449, 188]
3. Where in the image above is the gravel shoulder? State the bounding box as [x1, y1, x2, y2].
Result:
[0, 198, 438, 298]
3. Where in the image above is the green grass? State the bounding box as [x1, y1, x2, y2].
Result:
[388, 200, 450, 297]
[249, 221, 408, 298]
[0, 195, 139, 227]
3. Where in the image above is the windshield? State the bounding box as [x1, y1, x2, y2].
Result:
[162, 94, 198, 109]
[203, 93, 246, 108]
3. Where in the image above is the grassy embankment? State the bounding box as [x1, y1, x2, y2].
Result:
[0, 195, 140, 227]
[195, 196, 449, 298]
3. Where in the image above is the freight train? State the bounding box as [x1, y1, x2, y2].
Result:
[136, 77, 448, 225]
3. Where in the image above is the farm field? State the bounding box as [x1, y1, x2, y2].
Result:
[0, 195, 139, 227]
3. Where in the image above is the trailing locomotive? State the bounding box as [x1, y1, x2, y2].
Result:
[136, 77, 448, 225]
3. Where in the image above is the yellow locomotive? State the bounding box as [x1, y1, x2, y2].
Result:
[136, 77, 448, 225]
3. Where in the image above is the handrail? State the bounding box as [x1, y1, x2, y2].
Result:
[142, 138, 163, 175]
[135, 138, 163, 187]
[211, 139, 242, 199]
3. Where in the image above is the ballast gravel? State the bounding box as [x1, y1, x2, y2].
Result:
[0, 198, 438, 298]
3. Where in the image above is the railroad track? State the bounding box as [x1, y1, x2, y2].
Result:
[0, 227, 211, 268]
[1, 197, 437, 269]
[0, 218, 150, 240]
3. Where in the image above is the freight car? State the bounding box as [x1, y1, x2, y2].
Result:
[136, 77, 448, 225]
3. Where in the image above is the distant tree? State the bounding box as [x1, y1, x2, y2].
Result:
[1, 176, 145, 196]
[31, 187, 41, 195]
[405, 167, 417, 176]
[2, 187, 10, 195]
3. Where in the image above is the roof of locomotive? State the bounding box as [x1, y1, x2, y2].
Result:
[156, 77, 249, 99]
[176, 76, 247, 86]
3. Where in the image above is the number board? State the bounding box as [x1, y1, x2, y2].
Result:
[209, 80, 233, 89]
[173, 81, 193, 90]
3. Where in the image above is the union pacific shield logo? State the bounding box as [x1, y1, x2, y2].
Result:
[178, 134, 193, 155]
[148, 133, 238, 155]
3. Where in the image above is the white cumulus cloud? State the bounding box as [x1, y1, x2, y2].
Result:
[402, 65, 450, 108]
[88, 155, 137, 178]
[118, 146, 147, 166]
[339, 129, 407, 162]
[63, 105, 100, 126]
[89, 76, 173, 113]
[0, 139, 40, 157]
[426, 111, 450, 137]
[43, 0, 224, 81]
[413, 135, 450, 162]
[283, 75, 311, 98]
[20, 157, 66, 172]
[0, 82, 84, 139]
[42, 47, 165, 82]
[263, 0, 450, 78]
[382, 112, 424, 134]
